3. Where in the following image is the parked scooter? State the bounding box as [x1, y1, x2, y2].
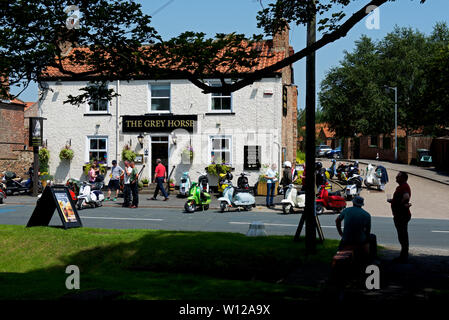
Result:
[281, 184, 305, 214]
[178, 172, 191, 197]
[0, 182, 6, 204]
[364, 164, 388, 190]
[197, 171, 209, 193]
[217, 171, 233, 195]
[76, 181, 105, 209]
[218, 180, 256, 212]
[184, 181, 211, 213]
[1, 171, 32, 195]
[345, 175, 363, 200]
[326, 159, 338, 179]
[315, 184, 347, 215]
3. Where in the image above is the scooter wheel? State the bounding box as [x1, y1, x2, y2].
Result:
[316, 203, 324, 215]
[220, 201, 227, 213]
[203, 204, 209, 211]
[184, 201, 196, 213]
[282, 203, 293, 215]
[0, 198, 3, 204]
[244, 205, 252, 211]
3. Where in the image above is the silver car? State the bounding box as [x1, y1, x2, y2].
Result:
[315, 144, 332, 157]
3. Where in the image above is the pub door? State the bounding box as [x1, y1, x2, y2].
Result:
[150, 135, 169, 177]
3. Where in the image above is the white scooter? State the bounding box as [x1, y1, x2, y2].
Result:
[281, 184, 305, 214]
[345, 175, 363, 200]
[218, 181, 256, 212]
[77, 181, 105, 209]
[179, 172, 191, 197]
[364, 164, 384, 190]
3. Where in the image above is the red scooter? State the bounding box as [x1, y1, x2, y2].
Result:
[316, 184, 346, 215]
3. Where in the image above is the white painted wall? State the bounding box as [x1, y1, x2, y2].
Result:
[40, 77, 283, 186]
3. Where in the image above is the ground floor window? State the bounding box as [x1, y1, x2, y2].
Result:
[87, 136, 108, 163]
[210, 135, 232, 165]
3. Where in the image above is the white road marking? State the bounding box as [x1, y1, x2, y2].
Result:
[431, 230, 449, 233]
[229, 222, 335, 228]
[80, 216, 163, 221]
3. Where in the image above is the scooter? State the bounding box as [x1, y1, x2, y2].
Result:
[0, 182, 6, 204]
[184, 181, 211, 213]
[315, 184, 346, 215]
[364, 164, 384, 190]
[345, 175, 363, 200]
[178, 172, 191, 197]
[218, 181, 256, 212]
[281, 183, 305, 214]
[1, 171, 32, 195]
[197, 171, 209, 193]
[76, 181, 105, 209]
[326, 159, 338, 180]
[217, 171, 233, 195]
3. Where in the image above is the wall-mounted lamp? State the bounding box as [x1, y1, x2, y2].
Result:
[137, 133, 144, 148]
[171, 133, 177, 145]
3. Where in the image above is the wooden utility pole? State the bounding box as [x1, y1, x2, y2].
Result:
[32, 146, 39, 197]
[294, 2, 317, 254]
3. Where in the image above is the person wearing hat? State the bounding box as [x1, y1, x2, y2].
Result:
[106, 160, 124, 202]
[281, 161, 292, 198]
[335, 196, 377, 262]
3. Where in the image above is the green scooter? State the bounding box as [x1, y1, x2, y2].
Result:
[184, 182, 211, 213]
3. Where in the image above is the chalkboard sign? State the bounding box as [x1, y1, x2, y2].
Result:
[244, 146, 261, 170]
[26, 185, 82, 229]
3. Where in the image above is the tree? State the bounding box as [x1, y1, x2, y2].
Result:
[320, 25, 446, 137]
[1, 0, 428, 102]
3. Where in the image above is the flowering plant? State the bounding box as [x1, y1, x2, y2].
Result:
[59, 145, 74, 161]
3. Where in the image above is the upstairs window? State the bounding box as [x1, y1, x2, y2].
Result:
[150, 83, 170, 112]
[210, 83, 232, 111]
[87, 83, 110, 113]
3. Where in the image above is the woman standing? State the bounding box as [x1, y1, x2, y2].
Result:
[264, 164, 277, 208]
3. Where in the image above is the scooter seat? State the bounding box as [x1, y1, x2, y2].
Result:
[328, 191, 341, 197]
[235, 188, 250, 193]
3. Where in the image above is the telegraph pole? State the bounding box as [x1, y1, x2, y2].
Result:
[294, 1, 317, 254]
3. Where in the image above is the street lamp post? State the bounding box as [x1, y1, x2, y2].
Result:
[384, 86, 398, 162]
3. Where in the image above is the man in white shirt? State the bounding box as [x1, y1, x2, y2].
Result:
[122, 161, 132, 207]
[264, 163, 278, 208]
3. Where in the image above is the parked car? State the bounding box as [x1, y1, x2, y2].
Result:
[326, 146, 342, 159]
[315, 144, 332, 157]
[416, 149, 432, 166]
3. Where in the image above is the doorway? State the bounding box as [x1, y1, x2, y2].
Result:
[150, 135, 169, 177]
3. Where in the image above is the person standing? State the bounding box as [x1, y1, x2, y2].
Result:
[88, 164, 97, 183]
[106, 160, 123, 202]
[122, 161, 132, 207]
[291, 160, 298, 184]
[264, 163, 277, 208]
[151, 159, 169, 201]
[387, 171, 412, 263]
[129, 161, 139, 208]
[281, 161, 293, 198]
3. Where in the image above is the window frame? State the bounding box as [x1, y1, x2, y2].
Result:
[148, 82, 171, 113]
[85, 83, 111, 114]
[86, 136, 108, 164]
[209, 135, 232, 165]
[208, 81, 233, 113]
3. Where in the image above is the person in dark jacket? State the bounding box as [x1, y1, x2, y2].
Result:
[281, 161, 292, 198]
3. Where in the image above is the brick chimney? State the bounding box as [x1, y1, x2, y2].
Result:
[272, 23, 290, 52]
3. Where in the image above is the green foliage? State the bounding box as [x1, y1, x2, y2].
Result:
[206, 164, 231, 177]
[141, 178, 149, 185]
[320, 24, 449, 137]
[38, 148, 50, 173]
[39, 173, 53, 181]
[121, 145, 137, 162]
[59, 146, 74, 161]
[83, 162, 107, 176]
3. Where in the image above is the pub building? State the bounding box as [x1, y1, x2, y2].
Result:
[38, 28, 297, 187]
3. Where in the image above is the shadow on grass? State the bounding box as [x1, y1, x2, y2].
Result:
[0, 228, 339, 300]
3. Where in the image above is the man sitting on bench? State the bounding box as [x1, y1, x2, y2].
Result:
[335, 196, 377, 263]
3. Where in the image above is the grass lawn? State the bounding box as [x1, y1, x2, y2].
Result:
[0, 225, 339, 300]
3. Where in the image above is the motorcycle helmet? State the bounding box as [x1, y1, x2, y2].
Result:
[315, 162, 323, 171]
[284, 161, 292, 168]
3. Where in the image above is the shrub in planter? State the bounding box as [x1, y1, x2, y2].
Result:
[206, 164, 231, 177]
[38, 147, 50, 172]
[59, 145, 74, 161]
[83, 161, 107, 176]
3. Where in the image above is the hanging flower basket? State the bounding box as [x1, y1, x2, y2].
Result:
[59, 145, 74, 161]
[181, 146, 194, 164]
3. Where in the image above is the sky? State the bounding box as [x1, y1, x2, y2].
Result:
[11, 0, 449, 110]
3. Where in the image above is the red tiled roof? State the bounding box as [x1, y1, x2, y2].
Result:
[297, 123, 336, 141]
[42, 41, 293, 79]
